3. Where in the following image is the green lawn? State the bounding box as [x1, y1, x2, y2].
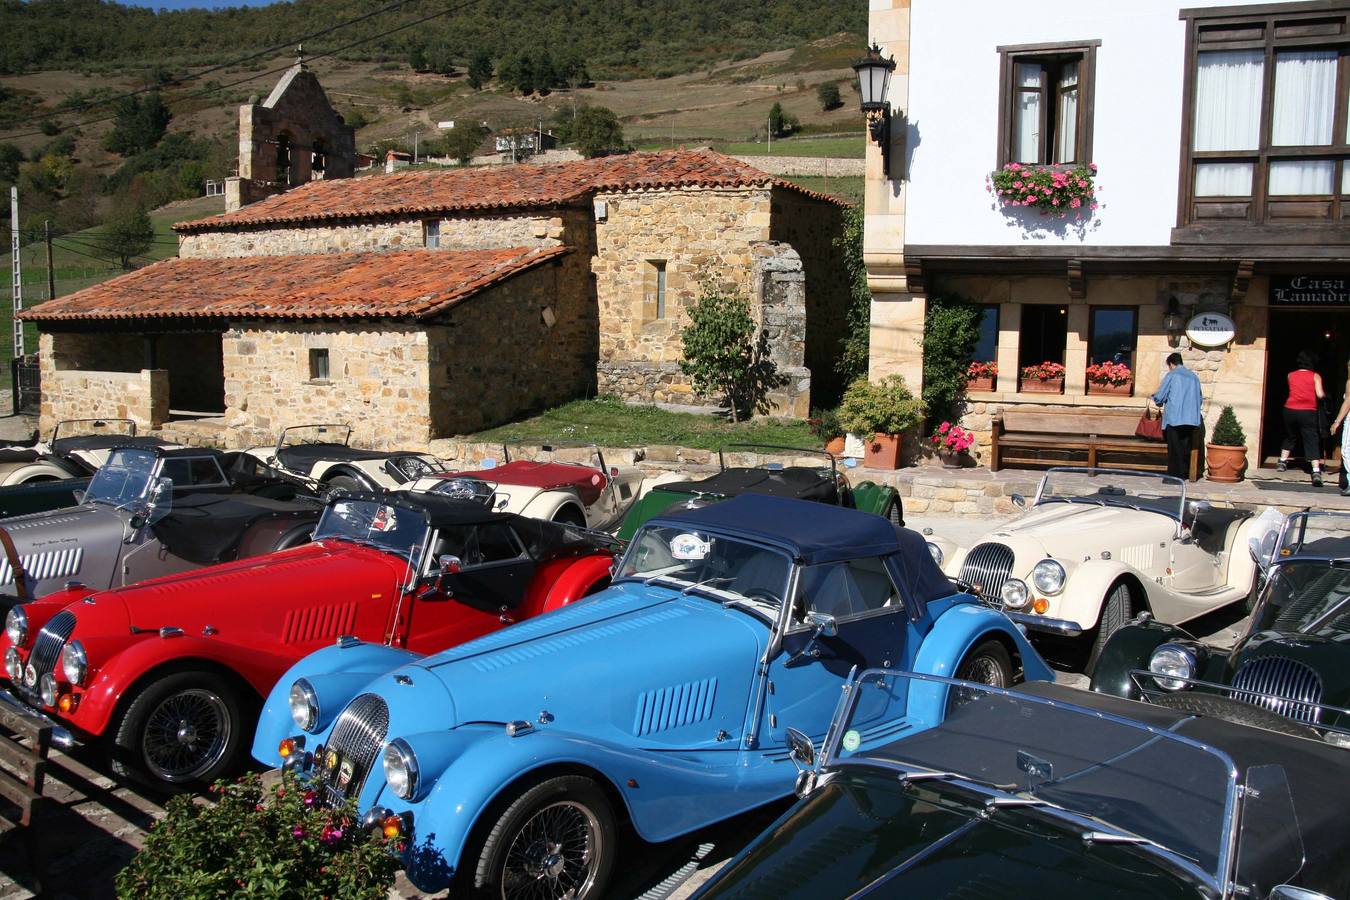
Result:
[712, 135, 864, 158]
[471, 398, 817, 449]
[781, 174, 863, 207]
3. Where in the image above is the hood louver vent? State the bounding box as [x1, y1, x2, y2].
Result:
[633, 678, 717, 737]
[0, 547, 83, 587]
[282, 603, 359, 644]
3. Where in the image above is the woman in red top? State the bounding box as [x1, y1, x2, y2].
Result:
[1278, 350, 1326, 486]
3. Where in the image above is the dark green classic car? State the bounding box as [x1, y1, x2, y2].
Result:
[1091, 510, 1350, 750]
[615, 445, 901, 541]
[692, 670, 1348, 899]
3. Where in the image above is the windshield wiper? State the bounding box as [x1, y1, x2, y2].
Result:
[1081, 831, 1159, 847]
[682, 575, 734, 595]
[894, 769, 1019, 793]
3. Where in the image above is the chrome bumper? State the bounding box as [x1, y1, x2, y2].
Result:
[1005, 612, 1084, 637]
[0, 686, 78, 750]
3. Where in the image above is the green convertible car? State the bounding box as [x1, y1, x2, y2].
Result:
[614, 444, 902, 540]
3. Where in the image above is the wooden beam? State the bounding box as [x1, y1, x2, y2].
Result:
[1231, 259, 1255, 303]
[1067, 259, 1086, 300]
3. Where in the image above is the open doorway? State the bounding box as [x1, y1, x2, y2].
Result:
[1261, 308, 1350, 465]
[151, 332, 225, 418]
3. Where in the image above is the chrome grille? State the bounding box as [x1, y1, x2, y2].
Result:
[20, 610, 76, 702]
[959, 543, 1015, 606]
[1231, 656, 1324, 725]
[318, 693, 389, 806]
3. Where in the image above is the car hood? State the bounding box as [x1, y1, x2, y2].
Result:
[957, 502, 1173, 571]
[403, 582, 769, 747]
[0, 503, 122, 595]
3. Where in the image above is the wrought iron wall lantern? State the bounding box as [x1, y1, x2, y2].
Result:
[854, 43, 899, 178]
[1163, 296, 1185, 334]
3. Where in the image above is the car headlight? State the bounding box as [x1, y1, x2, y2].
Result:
[1149, 644, 1197, 691]
[1031, 559, 1066, 595]
[1000, 578, 1030, 609]
[4, 647, 20, 681]
[39, 672, 57, 707]
[925, 542, 944, 566]
[5, 606, 27, 646]
[383, 738, 419, 801]
[289, 678, 320, 732]
[61, 640, 87, 686]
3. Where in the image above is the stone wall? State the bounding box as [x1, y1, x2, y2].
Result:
[38, 335, 168, 433]
[728, 155, 864, 177]
[752, 242, 811, 417]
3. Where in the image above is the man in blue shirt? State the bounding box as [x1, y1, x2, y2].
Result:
[1151, 352, 1203, 479]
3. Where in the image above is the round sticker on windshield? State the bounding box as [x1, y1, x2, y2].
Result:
[842, 729, 861, 752]
[670, 533, 711, 560]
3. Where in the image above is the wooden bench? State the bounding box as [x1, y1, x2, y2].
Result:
[0, 702, 52, 834]
[991, 407, 1199, 481]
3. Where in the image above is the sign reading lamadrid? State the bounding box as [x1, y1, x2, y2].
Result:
[1185, 312, 1236, 348]
[1270, 275, 1350, 305]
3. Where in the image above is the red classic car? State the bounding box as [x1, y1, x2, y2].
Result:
[0, 492, 616, 789]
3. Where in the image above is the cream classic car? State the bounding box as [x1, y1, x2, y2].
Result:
[926, 467, 1261, 671]
[245, 424, 450, 493]
[0, 419, 185, 486]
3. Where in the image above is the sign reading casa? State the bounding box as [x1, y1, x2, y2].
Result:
[1270, 275, 1350, 306]
[1185, 312, 1236, 348]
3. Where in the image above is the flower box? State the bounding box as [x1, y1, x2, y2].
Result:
[1087, 380, 1133, 397]
[968, 375, 996, 393]
[1085, 361, 1133, 397]
[989, 162, 1099, 218]
[1020, 377, 1064, 394]
[966, 361, 997, 393]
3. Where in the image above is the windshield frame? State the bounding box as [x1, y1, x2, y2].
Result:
[84, 447, 163, 509]
[313, 497, 432, 566]
[1034, 466, 1187, 523]
[819, 668, 1240, 893]
[1273, 510, 1350, 562]
[275, 423, 352, 453]
[1253, 557, 1350, 638]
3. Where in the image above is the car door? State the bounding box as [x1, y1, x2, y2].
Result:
[761, 556, 915, 747]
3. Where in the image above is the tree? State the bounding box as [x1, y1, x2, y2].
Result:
[679, 281, 783, 422]
[103, 92, 170, 156]
[834, 205, 869, 387]
[920, 293, 984, 428]
[467, 50, 493, 89]
[768, 101, 785, 137]
[92, 203, 153, 269]
[442, 124, 483, 165]
[0, 142, 21, 185]
[572, 105, 624, 158]
[816, 81, 841, 110]
[497, 51, 535, 95]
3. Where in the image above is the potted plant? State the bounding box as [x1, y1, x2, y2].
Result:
[1019, 361, 1066, 394]
[809, 408, 846, 455]
[1206, 406, 1248, 483]
[988, 161, 1099, 218]
[838, 375, 925, 469]
[966, 360, 997, 393]
[1085, 361, 1133, 396]
[929, 421, 975, 468]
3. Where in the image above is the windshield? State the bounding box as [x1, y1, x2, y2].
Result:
[85, 448, 159, 508]
[824, 670, 1237, 888]
[617, 524, 790, 615]
[1038, 468, 1184, 520]
[278, 424, 351, 448]
[314, 499, 429, 560]
[1256, 561, 1350, 638]
[1274, 511, 1350, 561]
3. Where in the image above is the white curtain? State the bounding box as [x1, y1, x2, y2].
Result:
[1055, 64, 1079, 163]
[1195, 162, 1254, 196]
[1272, 50, 1337, 145]
[1270, 159, 1335, 194]
[1194, 50, 1264, 151]
[1013, 63, 1041, 163]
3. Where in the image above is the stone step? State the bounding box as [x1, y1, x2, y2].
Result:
[157, 417, 228, 448]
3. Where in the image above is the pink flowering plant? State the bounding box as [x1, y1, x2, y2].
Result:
[1020, 361, 1066, 381]
[115, 772, 401, 899]
[966, 360, 997, 380]
[1085, 361, 1133, 386]
[929, 422, 975, 453]
[988, 162, 1099, 217]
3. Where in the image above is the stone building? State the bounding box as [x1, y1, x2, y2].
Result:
[864, 0, 1350, 473]
[25, 149, 847, 449]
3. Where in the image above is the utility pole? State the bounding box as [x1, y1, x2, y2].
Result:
[767, 116, 772, 154]
[9, 186, 21, 359]
[44, 221, 54, 302]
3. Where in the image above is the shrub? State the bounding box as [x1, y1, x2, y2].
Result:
[1085, 361, 1132, 386]
[816, 81, 841, 110]
[833, 205, 870, 389]
[115, 772, 400, 899]
[838, 376, 924, 441]
[572, 105, 624, 158]
[808, 407, 843, 442]
[679, 280, 783, 422]
[921, 294, 983, 426]
[1212, 406, 1246, 446]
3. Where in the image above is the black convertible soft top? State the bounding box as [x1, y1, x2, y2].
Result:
[275, 443, 391, 476]
[661, 466, 839, 504]
[150, 492, 323, 565]
[51, 435, 173, 454]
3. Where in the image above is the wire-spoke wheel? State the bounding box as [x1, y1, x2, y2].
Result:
[112, 671, 246, 788]
[885, 498, 903, 526]
[947, 638, 1015, 714]
[472, 776, 616, 900]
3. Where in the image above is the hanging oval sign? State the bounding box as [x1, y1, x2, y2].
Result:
[1185, 312, 1236, 348]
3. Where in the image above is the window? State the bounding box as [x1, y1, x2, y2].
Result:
[1089, 307, 1139, 367]
[424, 220, 440, 249]
[1180, 6, 1350, 230]
[160, 456, 228, 487]
[794, 557, 900, 624]
[308, 348, 330, 381]
[1017, 305, 1068, 373]
[973, 305, 1000, 365]
[998, 41, 1098, 166]
[656, 262, 667, 319]
[644, 260, 668, 322]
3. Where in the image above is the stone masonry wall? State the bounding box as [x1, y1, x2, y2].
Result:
[222, 322, 432, 449]
[728, 155, 864, 177]
[38, 334, 168, 433]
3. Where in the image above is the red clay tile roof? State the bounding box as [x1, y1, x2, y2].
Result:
[21, 246, 566, 323]
[175, 149, 841, 233]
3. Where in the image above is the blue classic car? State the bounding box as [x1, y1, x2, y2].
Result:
[252, 494, 1053, 897]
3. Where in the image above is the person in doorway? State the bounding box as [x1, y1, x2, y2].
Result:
[1151, 352, 1203, 480]
[1330, 360, 1350, 497]
[1278, 350, 1325, 486]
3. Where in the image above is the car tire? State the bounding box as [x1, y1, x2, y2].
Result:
[551, 505, 586, 527]
[110, 670, 248, 790]
[1150, 691, 1320, 741]
[325, 474, 364, 494]
[1086, 582, 1133, 676]
[469, 775, 617, 900]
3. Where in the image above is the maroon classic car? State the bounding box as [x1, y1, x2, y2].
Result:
[1, 492, 616, 789]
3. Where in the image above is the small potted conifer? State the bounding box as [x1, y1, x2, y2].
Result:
[1206, 406, 1248, 483]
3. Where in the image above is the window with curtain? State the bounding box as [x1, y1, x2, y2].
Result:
[998, 43, 1097, 167]
[1180, 9, 1350, 230]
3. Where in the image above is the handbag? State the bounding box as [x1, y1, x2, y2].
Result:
[1135, 405, 1165, 442]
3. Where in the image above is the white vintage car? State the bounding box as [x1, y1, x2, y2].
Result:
[927, 467, 1261, 671]
[399, 444, 663, 530]
[244, 424, 451, 493]
[0, 418, 185, 485]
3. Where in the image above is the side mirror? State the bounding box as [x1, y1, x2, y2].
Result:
[437, 555, 462, 576]
[785, 727, 815, 768]
[786, 611, 838, 668]
[804, 611, 838, 637]
[1010, 493, 1026, 509]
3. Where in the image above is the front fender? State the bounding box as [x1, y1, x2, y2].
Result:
[540, 554, 613, 612]
[1053, 560, 1144, 630]
[913, 602, 1055, 684]
[851, 481, 900, 522]
[1088, 619, 1197, 700]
